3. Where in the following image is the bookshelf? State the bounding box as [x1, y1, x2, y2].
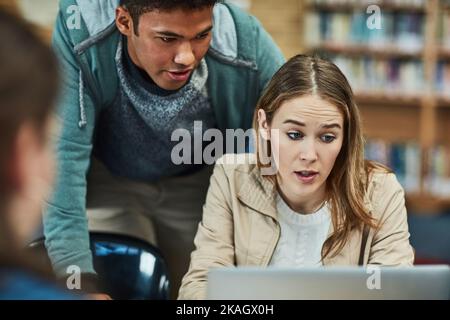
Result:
[298, 0, 450, 214]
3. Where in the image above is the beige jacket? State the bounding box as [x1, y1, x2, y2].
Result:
[178, 154, 415, 300]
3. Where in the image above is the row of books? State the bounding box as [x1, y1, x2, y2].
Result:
[326, 55, 450, 97]
[439, 11, 450, 49]
[425, 145, 450, 197]
[329, 55, 424, 95]
[365, 140, 450, 196]
[365, 140, 421, 193]
[435, 61, 450, 97]
[324, 55, 450, 98]
[304, 11, 424, 51]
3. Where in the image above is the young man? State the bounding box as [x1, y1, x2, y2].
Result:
[44, 0, 284, 297]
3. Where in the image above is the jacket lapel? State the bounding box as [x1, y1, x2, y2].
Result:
[237, 166, 278, 220]
[236, 166, 280, 266]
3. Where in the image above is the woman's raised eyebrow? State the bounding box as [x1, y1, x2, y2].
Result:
[321, 123, 341, 129]
[283, 119, 305, 126]
[282, 120, 341, 130]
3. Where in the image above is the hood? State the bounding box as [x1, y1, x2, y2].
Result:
[75, 0, 238, 59]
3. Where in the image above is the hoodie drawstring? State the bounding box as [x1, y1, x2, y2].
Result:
[78, 71, 87, 128]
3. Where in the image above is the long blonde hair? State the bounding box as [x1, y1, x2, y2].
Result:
[253, 54, 389, 259]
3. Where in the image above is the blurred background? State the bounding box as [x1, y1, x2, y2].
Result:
[1, 0, 449, 264]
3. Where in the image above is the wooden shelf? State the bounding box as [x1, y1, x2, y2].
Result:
[307, 2, 425, 13]
[406, 193, 450, 214]
[438, 47, 450, 59]
[308, 43, 423, 59]
[437, 96, 450, 107]
[355, 92, 423, 106]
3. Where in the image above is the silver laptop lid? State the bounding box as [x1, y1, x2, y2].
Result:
[207, 265, 450, 300]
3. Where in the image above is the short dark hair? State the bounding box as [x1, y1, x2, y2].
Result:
[120, 0, 219, 35]
[0, 9, 59, 201]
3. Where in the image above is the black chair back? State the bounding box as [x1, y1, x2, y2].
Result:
[28, 232, 170, 300]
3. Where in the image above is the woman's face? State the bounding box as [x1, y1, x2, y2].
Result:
[258, 95, 344, 212]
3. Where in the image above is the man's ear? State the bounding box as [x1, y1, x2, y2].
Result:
[116, 6, 134, 37]
[257, 109, 270, 140]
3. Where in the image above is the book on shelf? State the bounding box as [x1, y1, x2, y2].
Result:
[435, 61, 450, 98]
[328, 55, 424, 95]
[365, 140, 450, 197]
[438, 10, 450, 50]
[304, 9, 425, 52]
[425, 145, 450, 198]
[365, 139, 421, 194]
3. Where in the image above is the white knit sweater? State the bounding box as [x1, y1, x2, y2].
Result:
[269, 194, 331, 267]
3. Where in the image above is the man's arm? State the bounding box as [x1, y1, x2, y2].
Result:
[43, 9, 97, 282]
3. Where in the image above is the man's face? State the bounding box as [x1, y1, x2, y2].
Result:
[117, 6, 214, 90]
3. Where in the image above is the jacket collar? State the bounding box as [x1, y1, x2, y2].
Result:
[236, 163, 377, 266]
[237, 165, 278, 220]
[236, 165, 375, 233]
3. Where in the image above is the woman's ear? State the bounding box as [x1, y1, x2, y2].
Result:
[257, 109, 270, 140]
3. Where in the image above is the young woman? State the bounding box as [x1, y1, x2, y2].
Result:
[178, 54, 414, 299]
[0, 9, 78, 299]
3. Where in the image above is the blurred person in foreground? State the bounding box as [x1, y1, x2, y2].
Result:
[0, 8, 78, 300]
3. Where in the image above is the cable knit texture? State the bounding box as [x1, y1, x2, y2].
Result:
[269, 194, 331, 267]
[94, 38, 215, 181]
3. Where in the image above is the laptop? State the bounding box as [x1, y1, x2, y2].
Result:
[207, 265, 450, 300]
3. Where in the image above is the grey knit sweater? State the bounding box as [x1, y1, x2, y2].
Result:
[94, 38, 216, 181]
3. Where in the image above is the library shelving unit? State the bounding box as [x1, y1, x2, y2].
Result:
[301, 0, 450, 214]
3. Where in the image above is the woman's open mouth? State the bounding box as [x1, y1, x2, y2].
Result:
[294, 170, 319, 184]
